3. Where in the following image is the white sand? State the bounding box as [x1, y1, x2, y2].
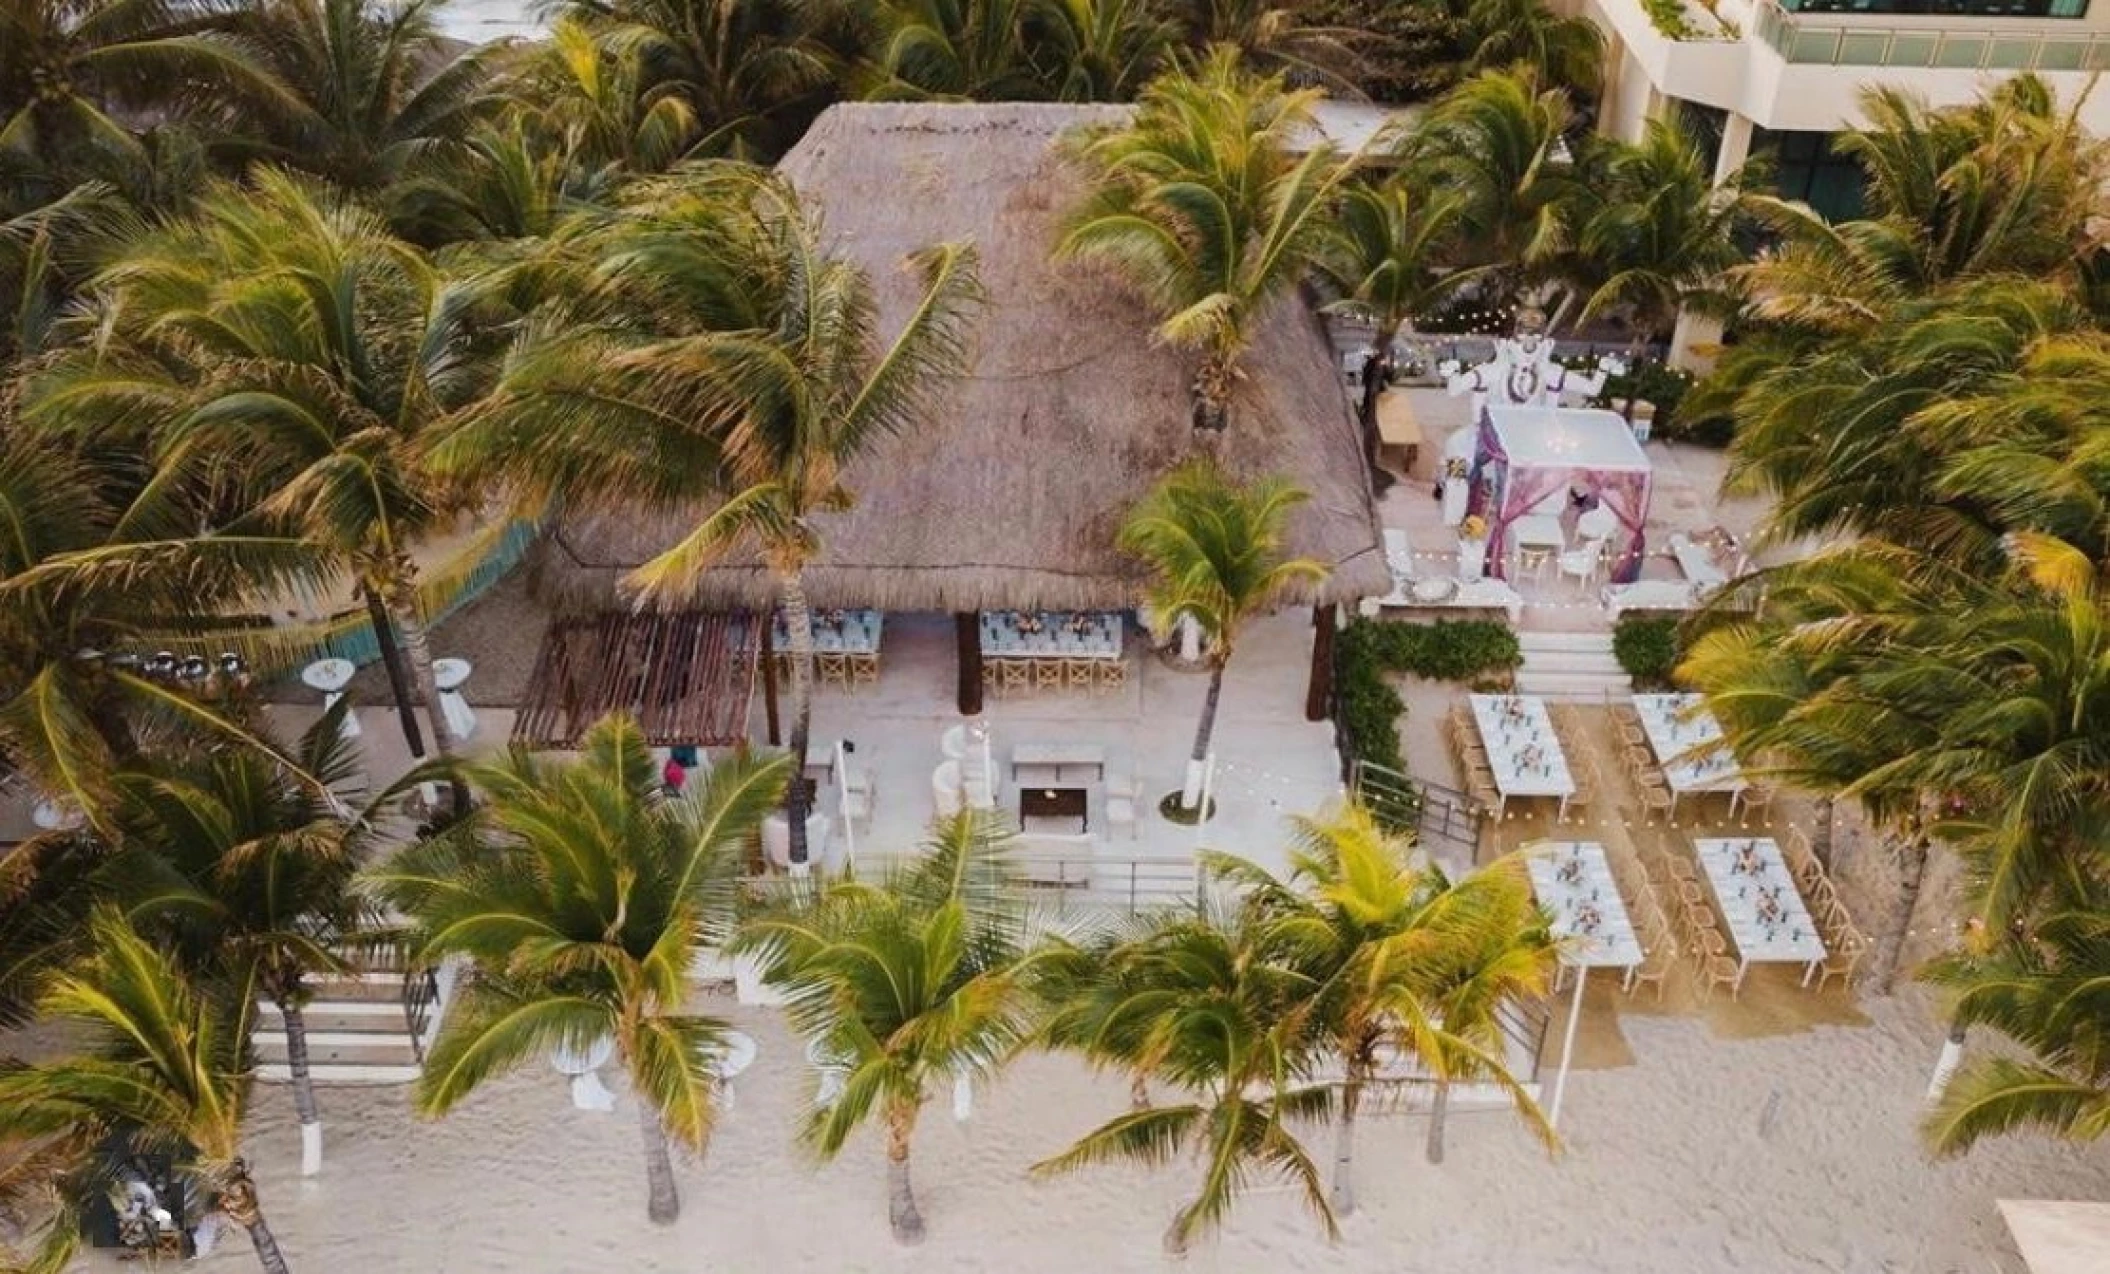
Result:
[71, 983, 2103, 1274]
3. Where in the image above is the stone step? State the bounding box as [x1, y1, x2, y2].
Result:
[257, 1061, 421, 1085]
[254, 1029, 421, 1069]
[302, 972, 405, 1004]
[254, 1000, 408, 1034]
[1514, 629, 1618, 654]
[1515, 669, 1634, 697]
[1517, 649, 1626, 673]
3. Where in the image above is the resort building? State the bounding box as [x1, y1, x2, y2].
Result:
[1571, 0, 2110, 216]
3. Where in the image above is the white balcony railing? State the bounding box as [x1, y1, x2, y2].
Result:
[1754, 0, 2110, 67]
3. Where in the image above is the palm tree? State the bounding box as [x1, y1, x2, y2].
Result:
[1233, 811, 1556, 1203]
[1058, 47, 1350, 431]
[1161, 0, 1364, 93]
[856, 0, 1051, 101]
[1921, 903, 2110, 1154]
[1575, 115, 1756, 352]
[25, 167, 495, 783]
[0, 421, 316, 821]
[1118, 459, 1328, 810]
[0, 914, 296, 1273]
[432, 163, 979, 870]
[1459, 0, 1604, 98]
[738, 810, 1041, 1244]
[1025, 0, 1172, 102]
[1314, 176, 1476, 491]
[1403, 68, 1591, 304]
[215, 0, 504, 192]
[370, 715, 790, 1224]
[101, 703, 376, 1177]
[1030, 900, 1334, 1255]
[514, 18, 701, 177]
[0, 0, 289, 164]
[555, 0, 837, 161]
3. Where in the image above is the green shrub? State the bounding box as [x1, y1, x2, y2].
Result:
[1613, 613, 1682, 688]
[1334, 619, 1523, 775]
[1640, 0, 1700, 38]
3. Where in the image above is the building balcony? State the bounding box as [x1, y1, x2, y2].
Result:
[1753, 1, 2110, 67]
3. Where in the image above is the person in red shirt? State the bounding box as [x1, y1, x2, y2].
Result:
[662, 755, 687, 796]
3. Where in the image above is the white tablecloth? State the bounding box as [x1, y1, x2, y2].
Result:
[1632, 693, 1744, 794]
[980, 611, 1122, 659]
[776, 609, 882, 655]
[1511, 515, 1567, 554]
[1468, 695, 1576, 799]
[1692, 838, 1827, 971]
[1526, 842, 1643, 970]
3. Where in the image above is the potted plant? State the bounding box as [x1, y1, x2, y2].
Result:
[1457, 514, 1490, 582]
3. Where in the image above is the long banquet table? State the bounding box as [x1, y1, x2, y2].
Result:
[979, 610, 1123, 659]
[1468, 694, 1576, 819]
[1525, 841, 1644, 987]
[1692, 837, 1828, 989]
[1632, 693, 1745, 810]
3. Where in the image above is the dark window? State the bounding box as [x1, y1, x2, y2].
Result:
[1780, 0, 2085, 15]
[1752, 129, 1867, 222]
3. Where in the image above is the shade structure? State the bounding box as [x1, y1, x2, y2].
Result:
[513, 612, 757, 750]
[1467, 406, 1654, 583]
[539, 102, 1390, 616]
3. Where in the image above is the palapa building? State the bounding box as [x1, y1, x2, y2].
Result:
[520, 103, 1388, 745]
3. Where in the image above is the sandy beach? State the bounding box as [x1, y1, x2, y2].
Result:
[74, 979, 2093, 1274]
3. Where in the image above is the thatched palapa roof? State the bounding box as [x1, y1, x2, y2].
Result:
[545, 102, 1389, 613]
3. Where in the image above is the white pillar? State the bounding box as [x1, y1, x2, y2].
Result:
[301, 1122, 323, 1176]
[1714, 112, 1755, 185]
[1177, 616, 1202, 663]
[1670, 112, 1756, 372]
[1547, 963, 1589, 1131]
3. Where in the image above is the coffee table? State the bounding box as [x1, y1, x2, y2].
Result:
[1019, 786, 1088, 834]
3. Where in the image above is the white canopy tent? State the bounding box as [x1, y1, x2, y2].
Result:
[2000, 1200, 2110, 1274]
[1468, 406, 1654, 582]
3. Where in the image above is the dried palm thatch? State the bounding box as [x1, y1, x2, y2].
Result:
[543, 103, 1389, 615]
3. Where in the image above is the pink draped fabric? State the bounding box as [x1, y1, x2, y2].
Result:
[1465, 412, 1654, 583]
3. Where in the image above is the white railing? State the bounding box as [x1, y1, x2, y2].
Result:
[1755, 0, 2110, 67]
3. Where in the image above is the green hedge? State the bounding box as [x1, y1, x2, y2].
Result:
[1336, 619, 1523, 773]
[1613, 613, 1682, 688]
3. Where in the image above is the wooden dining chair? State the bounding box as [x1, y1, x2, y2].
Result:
[1676, 878, 1707, 908]
[1628, 935, 1677, 1003]
[1096, 658, 1129, 692]
[1815, 930, 1866, 992]
[1064, 658, 1096, 691]
[1699, 954, 1743, 1002]
[1640, 782, 1677, 826]
[1732, 784, 1775, 827]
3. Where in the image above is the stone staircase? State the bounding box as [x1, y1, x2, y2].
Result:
[1513, 629, 1631, 698]
[254, 946, 448, 1085]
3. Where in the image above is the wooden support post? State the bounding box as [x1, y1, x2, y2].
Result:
[760, 617, 781, 747]
[1304, 603, 1336, 722]
[955, 612, 983, 716]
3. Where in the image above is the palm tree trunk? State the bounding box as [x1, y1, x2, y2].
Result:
[1331, 1074, 1363, 1216]
[219, 1161, 292, 1274]
[276, 997, 324, 1177]
[639, 1099, 680, 1224]
[1424, 1080, 1450, 1165]
[361, 585, 425, 759]
[1357, 350, 1393, 496]
[1926, 1018, 1968, 1101]
[1191, 355, 1232, 433]
[1870, 833, 1931, 995]
[886, 1100, 926, 1244]
[1180, 661, 1226, 809]
[778, 571, 817, 873]
[381, 570, 467, 817]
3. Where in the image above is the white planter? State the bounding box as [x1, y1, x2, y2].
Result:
[1457, 538, 1489, 582]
